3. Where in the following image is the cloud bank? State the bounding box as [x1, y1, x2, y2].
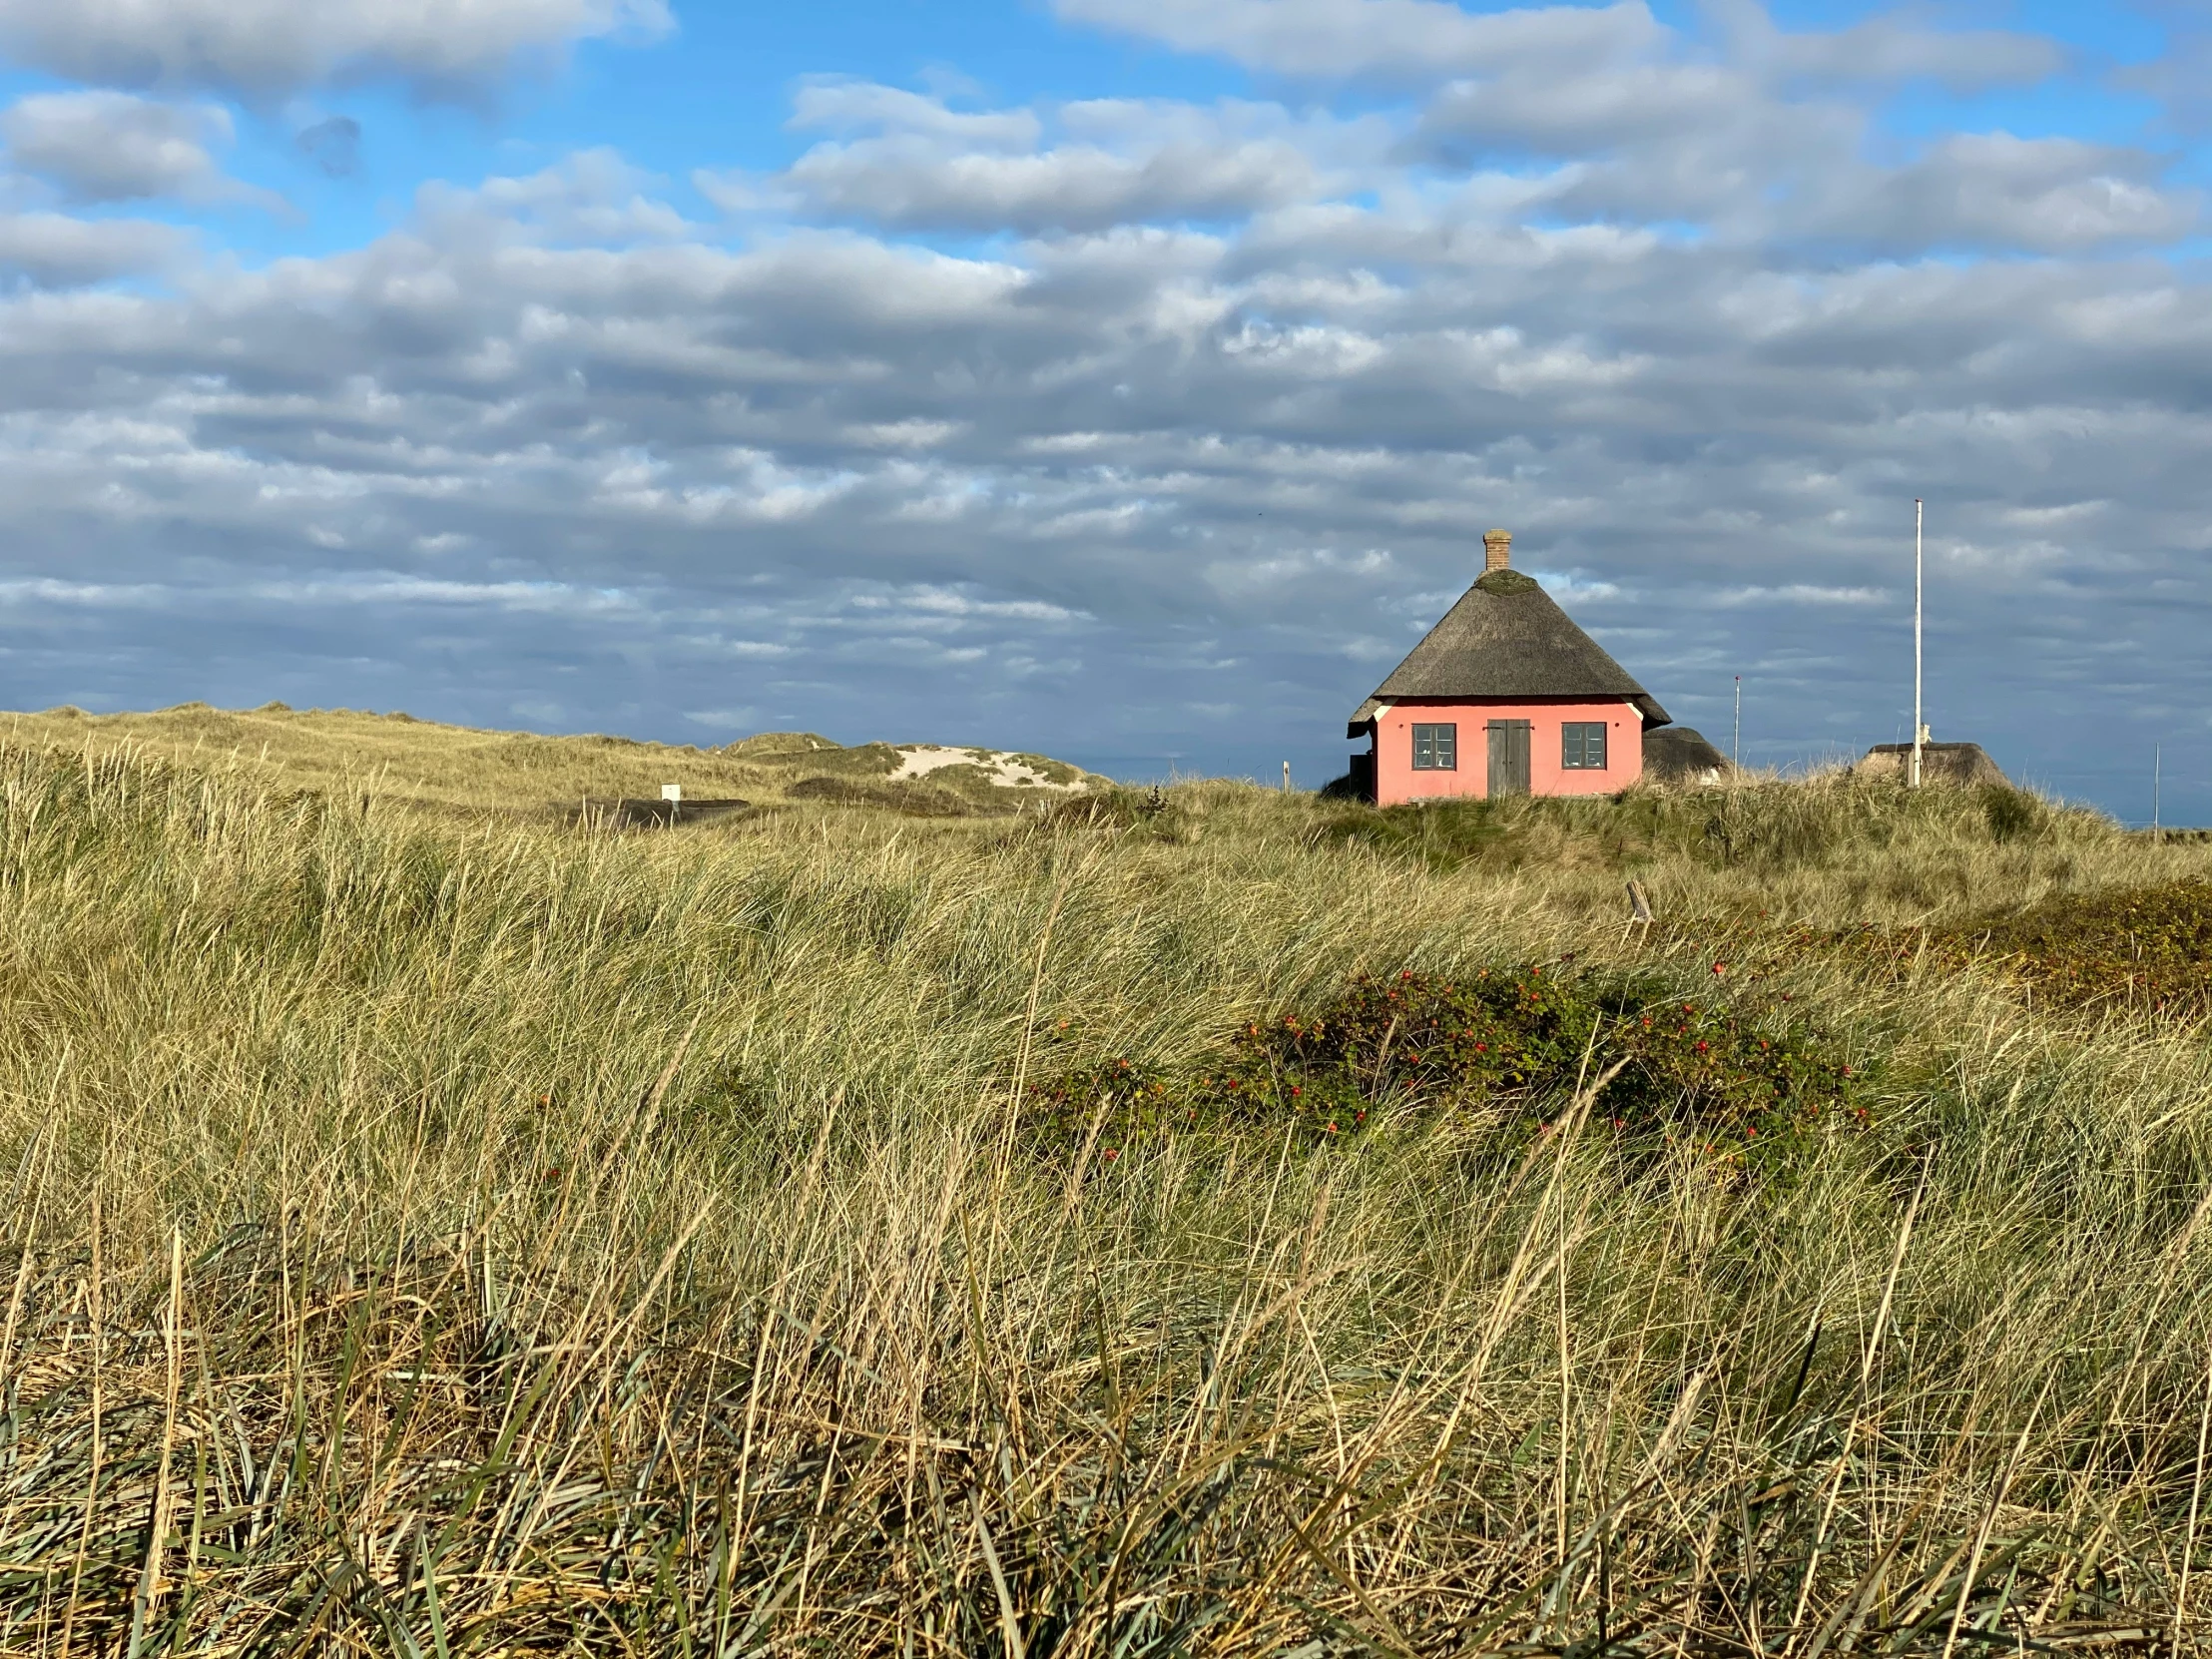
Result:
[0, 0, 2203, 816]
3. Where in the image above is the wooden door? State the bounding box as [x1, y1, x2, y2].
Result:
[1487, 720, 1530, 797]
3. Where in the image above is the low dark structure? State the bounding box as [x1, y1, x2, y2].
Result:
[1642, 727, 1730, 785]
[1855, 743, 2010, 788]
[580, 798, 751, 828]
[1318, 754, 1377, 802]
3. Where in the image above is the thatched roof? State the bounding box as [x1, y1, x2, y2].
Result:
[1349, 568, 1669, 736]
[1855, 743, 2010, 788]
[1643, 727, 1729, 783]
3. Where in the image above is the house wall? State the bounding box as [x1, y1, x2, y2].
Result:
[1370, 699, 1644, 806]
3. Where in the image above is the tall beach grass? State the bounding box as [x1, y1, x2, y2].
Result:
[0, 739, 2208, 1652]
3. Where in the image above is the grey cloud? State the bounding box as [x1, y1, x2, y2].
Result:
[1407, 37, 2188, 258]
[0, 91, 269, 207]
[0, 211, 186, 284]
[2119, 11, 2212, 137]
[1720, 3, 2066, 92]
[1416, 61, 1755, 158]
[0, 0, 671, 99]
[1800, 135, 2196, 254]
[296, 116, 361, 179]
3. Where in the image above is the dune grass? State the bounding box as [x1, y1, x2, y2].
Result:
[1, 730, 2211, 1653]
[1, 702, 1089, 819]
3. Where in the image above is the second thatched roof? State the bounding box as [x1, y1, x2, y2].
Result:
[1856, 743, 2010, 788]
[1349, 568, 1669, 737]
[1644, 727, 1730, 782]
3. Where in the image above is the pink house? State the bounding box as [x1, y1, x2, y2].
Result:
[1348, 530, 1671, 806]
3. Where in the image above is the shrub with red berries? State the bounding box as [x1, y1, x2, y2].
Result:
[1028, 964, 1864, 1155]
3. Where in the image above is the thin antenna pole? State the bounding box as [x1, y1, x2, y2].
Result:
[1733, 676, 1741, 770]
[2154, 744, 2162, 841]
[1911, 498, 1924, 790]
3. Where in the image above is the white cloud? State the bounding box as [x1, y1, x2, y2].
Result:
[788, 135, 1318, 234]
[1054, 0, 2065, 102]
[790, 79, 1042, 149]
[1526, 569, 1620, 602]
[759, 87, 1359, 234]
[0, 91, 271, 207]
[1051, 0, 1660, 81]
[245, 575, 640, 612]
[433, 148, 690, 244]
[0, 0, 672, 98]
[1716, 585, 1887, 608]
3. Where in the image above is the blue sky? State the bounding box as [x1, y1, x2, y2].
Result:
[0, 0, 2207, 820]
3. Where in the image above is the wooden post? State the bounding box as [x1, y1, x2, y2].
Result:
[1626, 878, 1653, 923]
[1282, 761, 1292, 794]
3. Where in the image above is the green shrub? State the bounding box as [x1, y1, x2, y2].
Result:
[785, 775, 975, 817]
[1038, 784, 1173, 830]
[1031, 964, 1863, 1155]
[1950, 878, 2212, 1015]
[1306, 799, 1521, 868]
[1982, 785, 2042, 843]
[1714, 878, 2212, 1020]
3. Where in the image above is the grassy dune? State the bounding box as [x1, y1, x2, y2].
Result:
[2, 702, 1091, 818]
[1, 721, 2210, 1653]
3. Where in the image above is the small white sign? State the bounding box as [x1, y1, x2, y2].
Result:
[661, 784, 682, 803]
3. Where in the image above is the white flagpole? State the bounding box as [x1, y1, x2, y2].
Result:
[1911, 499, 1924, 790]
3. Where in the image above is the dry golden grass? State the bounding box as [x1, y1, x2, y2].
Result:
[0, 721, 2209, 1654]
[3, 702, 1088, 820]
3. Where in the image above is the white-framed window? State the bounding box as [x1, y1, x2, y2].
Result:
[1411, 723, 1457, 771]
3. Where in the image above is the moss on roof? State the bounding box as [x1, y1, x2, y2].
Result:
[1473, 568, 1539, 596]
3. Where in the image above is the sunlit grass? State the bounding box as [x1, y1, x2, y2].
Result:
[1, 734, 2210, 1652]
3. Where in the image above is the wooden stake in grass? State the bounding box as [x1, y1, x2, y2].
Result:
[1625, 878, 1653, 924]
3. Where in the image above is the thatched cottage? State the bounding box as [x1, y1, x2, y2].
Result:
[1348, 531, 1670, 806]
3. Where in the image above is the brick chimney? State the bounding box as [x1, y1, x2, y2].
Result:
[1483, 528, 1512, 572]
